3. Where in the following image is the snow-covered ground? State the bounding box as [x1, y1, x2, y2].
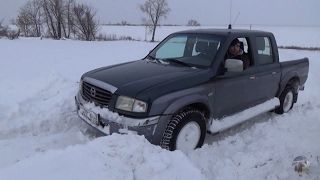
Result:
[0, 26, 319, 179]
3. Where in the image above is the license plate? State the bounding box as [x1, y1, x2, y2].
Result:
[78, 105, 99, 125]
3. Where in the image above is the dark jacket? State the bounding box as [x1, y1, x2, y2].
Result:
[226, 49, 250, 69]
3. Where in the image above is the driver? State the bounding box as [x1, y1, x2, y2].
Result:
[226, 38, 250, 69]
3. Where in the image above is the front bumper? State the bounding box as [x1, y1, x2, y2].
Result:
[75, 91, 169, 145]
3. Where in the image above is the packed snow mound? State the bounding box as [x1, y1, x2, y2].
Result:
[0, 73, 79, 139]
[0, 133, 207, 180]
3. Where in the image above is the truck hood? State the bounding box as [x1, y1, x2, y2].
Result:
[83, 60, 201, 97]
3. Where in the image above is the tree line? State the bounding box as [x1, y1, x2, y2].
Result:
[12, 0, 99, 41]
[1, 0, 201, 42]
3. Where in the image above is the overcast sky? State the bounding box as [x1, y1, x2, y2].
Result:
[0, 0, 319, 26]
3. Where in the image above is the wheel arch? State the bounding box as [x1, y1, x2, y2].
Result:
[277, 72, 300, 97]
[162, 94, 212, 121]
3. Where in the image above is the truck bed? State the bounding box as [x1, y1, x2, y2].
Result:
[280, 57, 309, 86]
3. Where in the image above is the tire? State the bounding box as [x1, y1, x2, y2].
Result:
[160, 108, 206, 152]
[275, 86, 295, 114]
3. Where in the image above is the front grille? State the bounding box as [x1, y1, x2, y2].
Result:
[82, 81, 112, 106]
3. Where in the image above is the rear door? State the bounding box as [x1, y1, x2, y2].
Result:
[253, 36, 281, 103]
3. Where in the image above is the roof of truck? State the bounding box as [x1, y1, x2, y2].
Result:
[173, 28, 271, 36]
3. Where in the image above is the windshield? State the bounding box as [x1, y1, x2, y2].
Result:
[148, 33, 225, 68]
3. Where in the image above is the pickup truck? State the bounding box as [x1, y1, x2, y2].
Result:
[75, 29, 309, 153]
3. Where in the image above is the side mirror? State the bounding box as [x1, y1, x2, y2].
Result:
[225, 59, 243, 72]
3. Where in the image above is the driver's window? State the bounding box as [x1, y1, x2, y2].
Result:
[225, 37, 251, 67]
[155, 35, 187, 59]
[238, 37, 248, 53]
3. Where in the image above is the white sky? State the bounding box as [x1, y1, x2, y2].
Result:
[0, 26, 319, 179]
[0, 0, 319, 26]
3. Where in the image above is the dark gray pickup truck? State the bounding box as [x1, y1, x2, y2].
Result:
[75, 29, 309, 152]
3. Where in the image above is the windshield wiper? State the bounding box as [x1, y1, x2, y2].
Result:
[165, 58, 191, 67]
[146, 55, 161, 63]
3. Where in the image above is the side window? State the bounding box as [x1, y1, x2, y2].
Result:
[238, 37, 249, 53]
[239, 37, 253, 66]
[256, 37, 274, 65]
[155, 35, 187, 59]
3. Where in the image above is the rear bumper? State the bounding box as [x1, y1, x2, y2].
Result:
[75, 91, 170, 145]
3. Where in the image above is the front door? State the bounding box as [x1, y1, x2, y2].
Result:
[213, 64, 258, 118]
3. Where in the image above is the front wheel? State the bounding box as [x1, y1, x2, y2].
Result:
[275, 86, 295, 114]
[160, 108, 206, 153]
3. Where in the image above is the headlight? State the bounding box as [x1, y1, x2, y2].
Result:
[116, 96, 147, 113]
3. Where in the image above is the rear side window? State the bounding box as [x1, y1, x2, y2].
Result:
[256, 37, 274, 65]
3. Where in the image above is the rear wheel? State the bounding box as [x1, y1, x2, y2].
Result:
[160, 108, 206, 153]
[275, 86, 295, 114]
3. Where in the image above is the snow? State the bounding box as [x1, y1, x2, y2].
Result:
[82, 100, 123, 124]
[0, 26, 320, 179]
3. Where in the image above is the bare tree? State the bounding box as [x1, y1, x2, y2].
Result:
[72, 3, 99, 41]
[7, 29, 20, 40]
[16, 0, 42, 37]
[121, 20, 128, 26]
[139, 0, 170, 42]
[187, 19, 201, 26]
[65, 0, 75, 38]
[40, 0, 84, 39]
[16, 12, 32, 36]
[0, 19, 2, 28]
[0, 19, 9, 37]
[41, 0, 68, 39]
[14, 0, 99, 40]
[0, 18, 19, 39]
[41, 0, 58, 38]
[60, 0, 76, 39]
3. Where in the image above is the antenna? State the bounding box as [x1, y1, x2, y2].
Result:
[229, 0, 232, 24]
[233, 12, 240, 26]
[228, 0, 241, 29]
[228, 0, 232, 29]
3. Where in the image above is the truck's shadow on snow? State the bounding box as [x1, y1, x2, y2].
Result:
[203, 100, 316, 145]
[204, 111, 278, 145]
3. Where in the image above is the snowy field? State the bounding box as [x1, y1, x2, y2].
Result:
[0, 26, 320, 179]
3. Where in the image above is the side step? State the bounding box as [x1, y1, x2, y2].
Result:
[208, 98, 280, 134]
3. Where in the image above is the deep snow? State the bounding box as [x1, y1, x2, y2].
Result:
[0, 26, 320, 180]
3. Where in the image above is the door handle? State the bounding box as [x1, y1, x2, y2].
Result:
[250, 76, 255, 80]
[272, 72, 276, 75]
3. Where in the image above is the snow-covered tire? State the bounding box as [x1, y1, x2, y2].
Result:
[160, 108, 206, 152]
[275, 86, 295, 114]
